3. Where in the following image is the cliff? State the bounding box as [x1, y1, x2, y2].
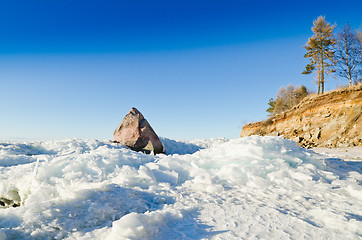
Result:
[240, 84, 362, 148]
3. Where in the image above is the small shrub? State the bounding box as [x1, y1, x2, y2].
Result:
[266, 85, 312, 116]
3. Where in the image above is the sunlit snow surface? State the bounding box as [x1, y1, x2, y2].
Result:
[0, 136, 361, 239]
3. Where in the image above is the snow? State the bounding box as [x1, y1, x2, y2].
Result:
[0, 136, 361, 239]
[313, 146, 362, 162]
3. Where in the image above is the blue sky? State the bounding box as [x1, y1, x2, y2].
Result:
[1, 0, 361, 141]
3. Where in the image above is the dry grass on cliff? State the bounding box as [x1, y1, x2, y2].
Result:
[294, 83, 362, 111]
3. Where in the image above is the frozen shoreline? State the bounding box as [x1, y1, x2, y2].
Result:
[313, 146, 362, 162]
[0, 137, 361, 239]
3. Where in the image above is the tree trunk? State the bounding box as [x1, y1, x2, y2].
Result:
[317, 80, 320, 94]
[345, 44, 353, 87]
[321, 74, 324, 94]
[321, 52, 325, 94]
[317, 56, 321, 94]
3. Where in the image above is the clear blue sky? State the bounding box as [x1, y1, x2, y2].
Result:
[1, 0, 361, 141]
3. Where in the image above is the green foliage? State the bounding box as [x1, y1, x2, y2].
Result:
[266, 85, 311, 116]
[302, 64, 315, 75]
[303, 16, 336, 94]
[266, 98, 276, 115]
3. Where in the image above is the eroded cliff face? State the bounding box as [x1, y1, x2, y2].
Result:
[240, 84, 362, 148]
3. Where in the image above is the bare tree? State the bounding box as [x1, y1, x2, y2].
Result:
[359, 29, 362, 83]
[334, 24, 362, 86]
[266, 85, 311, 116]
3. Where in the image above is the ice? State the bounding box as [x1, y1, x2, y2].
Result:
[0, 136, 361, 239]
[0, 230, 5, 240]
[107, 207, 183, 240]
[160, 137, 228, 155]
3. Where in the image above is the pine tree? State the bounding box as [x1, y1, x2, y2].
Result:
[334, 24, 362, 86]
[303, 16, 336, 94]
[266, 98, 276, 116]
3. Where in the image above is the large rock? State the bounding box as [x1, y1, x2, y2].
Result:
[113, 107, 165, 154]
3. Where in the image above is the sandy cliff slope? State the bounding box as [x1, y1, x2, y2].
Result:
[240, 84, 362, 148]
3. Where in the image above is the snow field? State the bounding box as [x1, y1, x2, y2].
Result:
[0, 136, 361, 239]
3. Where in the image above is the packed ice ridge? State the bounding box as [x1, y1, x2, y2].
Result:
[0, 136, 361, 239]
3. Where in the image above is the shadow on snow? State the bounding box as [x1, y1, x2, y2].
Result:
[324, 157, 362, 179]
[149, 207, 228, 240]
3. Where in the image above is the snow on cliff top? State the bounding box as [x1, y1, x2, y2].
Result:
[0, 136, 361, 239]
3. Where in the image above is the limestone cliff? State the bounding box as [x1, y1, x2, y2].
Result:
[240, 84, 362, 148]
